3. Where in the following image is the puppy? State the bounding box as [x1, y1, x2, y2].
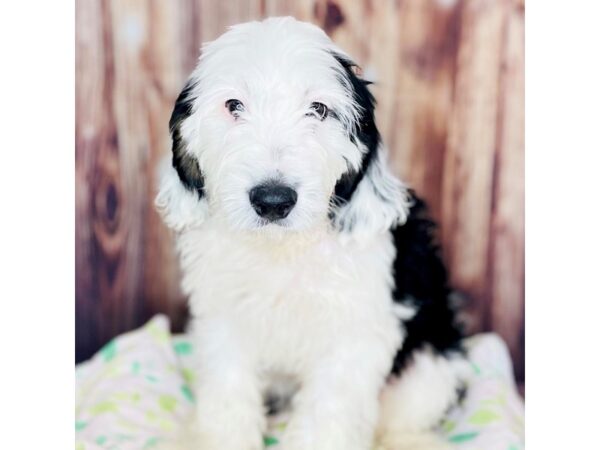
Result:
[156, 16, 467, 450]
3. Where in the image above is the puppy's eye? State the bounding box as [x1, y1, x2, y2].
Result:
[225, 99, 244, 117]
[307, 102, 328, 121]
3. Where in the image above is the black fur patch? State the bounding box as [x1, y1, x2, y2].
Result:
[390, 191, 464, 375]
[170, 80, 205, 197]
[330, 54, 380, 205]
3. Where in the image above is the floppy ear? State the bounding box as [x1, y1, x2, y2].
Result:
[155, 80, 209, 231]
[330, 55, 410, 239]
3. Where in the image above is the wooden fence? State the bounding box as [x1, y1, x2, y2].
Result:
[76, 0, 524, 384]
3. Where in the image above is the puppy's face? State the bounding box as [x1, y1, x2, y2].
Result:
[160, 18, 408, 237]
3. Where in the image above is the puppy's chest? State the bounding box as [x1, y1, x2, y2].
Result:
[180, 228, 398, 364]
[185, 232, 386, 303]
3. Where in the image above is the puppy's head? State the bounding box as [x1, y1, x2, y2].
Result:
[156, 17, 409, 239]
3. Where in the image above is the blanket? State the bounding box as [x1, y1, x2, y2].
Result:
[75, 316, 524, 450]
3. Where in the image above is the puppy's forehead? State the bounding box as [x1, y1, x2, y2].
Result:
[199, 18, 346, 93]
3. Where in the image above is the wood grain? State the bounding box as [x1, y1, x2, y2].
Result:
[75, 0, 525, 384]
[487, 0, 525, 381]
[441, 0, 506, 336]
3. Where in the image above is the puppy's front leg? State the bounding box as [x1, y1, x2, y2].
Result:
[187, 319, 265, 450]
[281, 350, 388, 450]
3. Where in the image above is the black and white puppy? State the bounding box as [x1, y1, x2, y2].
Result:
[156, 16, 467, 450]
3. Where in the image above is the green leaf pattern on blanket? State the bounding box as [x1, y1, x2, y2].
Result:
[143, 436, 160, 448]
[75, 316, 524, 450]
[173, 341, 193, 355]
[90, 401, 118, 415]
[448, 431, 479, 443]
[182, 367, 195, 384]
[132, 361, 141, 375]
[101, 340, 117, 362]
[145, 374, 159, 383]
[264, 436, 279, 447]
[158, 395, 178, 412]
[181, 384, 195, 403]
[469, 409, 501, 425]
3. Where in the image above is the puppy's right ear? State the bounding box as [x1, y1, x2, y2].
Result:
[155, 80, 209, 231]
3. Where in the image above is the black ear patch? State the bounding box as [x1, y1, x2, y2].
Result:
[331, 54, 380, 205]
[170, 80, 204, 197]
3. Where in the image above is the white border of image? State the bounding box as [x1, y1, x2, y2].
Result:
[527, 0, 600, 448]
[0, 1, 74, 447]
[1, 0, 600, 447]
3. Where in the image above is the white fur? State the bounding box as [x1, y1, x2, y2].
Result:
[155, 159, 209, 232]
[156, 17, 464, 450]
[376, 348, 471, 450]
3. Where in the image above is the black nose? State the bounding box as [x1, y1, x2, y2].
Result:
[249, 184, 298, 221]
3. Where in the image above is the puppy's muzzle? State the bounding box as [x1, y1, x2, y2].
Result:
[249, 183, 297, 221]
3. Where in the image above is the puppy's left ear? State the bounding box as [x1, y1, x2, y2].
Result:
[330, 56, 411, 239]
[155, 79, 209, 231]
[332, 148, 411, 238]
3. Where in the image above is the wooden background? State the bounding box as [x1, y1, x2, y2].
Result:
[76, 0, 525, 385]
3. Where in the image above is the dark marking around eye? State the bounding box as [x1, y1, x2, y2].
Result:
[225, 99, 245, 118]
[307, 102, 328, 120]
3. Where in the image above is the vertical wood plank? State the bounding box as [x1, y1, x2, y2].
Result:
[76, 0, 106, 361]
[198, 0, 263, 42]
[141, 0, 189, 330]
[103, 0, 150, 338]
[488, 0, 525, 380]
[441, 0, 508, 334]
[264, 0, 315, 19]
[177, 0, 204, 75]
[377, 0, 460, 222]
